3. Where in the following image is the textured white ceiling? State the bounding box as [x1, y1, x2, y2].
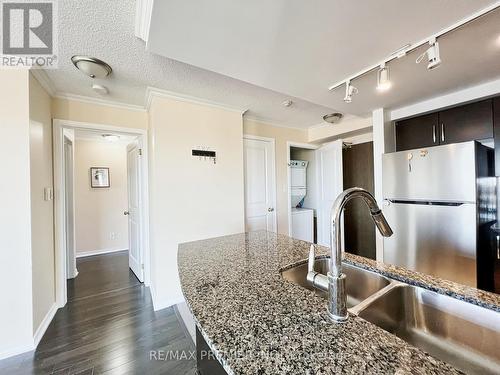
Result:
[147, 0, 500, 117]
[45, 0, 339, 129]
[46, 1, 500, 130]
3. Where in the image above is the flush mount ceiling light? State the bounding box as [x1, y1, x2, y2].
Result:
[376, 62, 392, 91]
[102, 134, 120, 142]
[282, 99, 293, 107]
[323, 112, 343, 124]
[416, 38, 441, 70]
[344, 81, 358, 103]
[71, 56, 112, 78]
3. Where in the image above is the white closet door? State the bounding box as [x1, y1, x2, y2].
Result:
[317, 140, 343, 247]
[243, 138, 277, 232]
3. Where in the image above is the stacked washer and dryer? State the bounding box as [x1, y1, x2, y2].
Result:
[290, 160, 314, 242]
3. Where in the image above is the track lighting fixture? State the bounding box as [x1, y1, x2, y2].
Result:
[344, 81, 358, 103]
[376, 62, 391, 91]
[416, 38, 441, 70]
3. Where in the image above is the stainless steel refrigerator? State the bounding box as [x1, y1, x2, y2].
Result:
[382, 141, 496, 288]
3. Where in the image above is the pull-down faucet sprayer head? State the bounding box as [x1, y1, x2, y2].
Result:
[370, 209, 393, 237]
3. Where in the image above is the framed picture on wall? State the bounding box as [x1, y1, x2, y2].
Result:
[90, 167, 110, 188]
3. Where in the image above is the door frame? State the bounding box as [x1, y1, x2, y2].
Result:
[53, 119, 151, 308]
[286, 141, 319, 236]
[243, 134, 277, 232]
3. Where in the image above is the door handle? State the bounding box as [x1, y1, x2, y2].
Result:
[267, 207, 275, 212]
[432, 125, 436, 143]
[441, 123, 445, 142]
[124, 211, 130, 215]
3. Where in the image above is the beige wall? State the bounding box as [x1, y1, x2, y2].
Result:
[52, 97, 148, 130]
[74, 140, 129, 254]
[149, 96, 245, 308]
[243, 119, 308, 234]
[0, 70, 34, 356]
[29, 73, 56, 334]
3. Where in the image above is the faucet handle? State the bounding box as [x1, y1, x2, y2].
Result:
[306, 245, 328, 292]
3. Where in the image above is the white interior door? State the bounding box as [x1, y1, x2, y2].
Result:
[244, 138, 277, 232]
[127, 143, 144, 281]
[317, 140, 343, 247]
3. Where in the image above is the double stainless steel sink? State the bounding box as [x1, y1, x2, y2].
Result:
[281, 258, 500, 374]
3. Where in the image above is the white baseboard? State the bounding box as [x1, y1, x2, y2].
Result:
[0, 342, 34, 361]
[76, 248, 128, 258]
[33, 303, 58, 348]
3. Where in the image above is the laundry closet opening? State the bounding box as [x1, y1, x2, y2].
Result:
[289, 145, 319, 244]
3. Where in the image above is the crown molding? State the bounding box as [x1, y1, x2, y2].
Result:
[30, 69, 56, 96]
[55, 92, 147, 112]
[135, 0, 154, 42]
[145, 86, 247, 115]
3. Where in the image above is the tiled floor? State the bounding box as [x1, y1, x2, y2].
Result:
[0, 251, 197, 374]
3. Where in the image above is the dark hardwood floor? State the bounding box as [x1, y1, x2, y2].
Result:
[0, 251, 196, 375]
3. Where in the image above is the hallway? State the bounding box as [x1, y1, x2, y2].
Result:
[0, 252, 196, 374]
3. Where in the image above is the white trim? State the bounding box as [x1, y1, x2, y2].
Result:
[30, 69, 56, 96]
[135, 0, 154, 42]
[54, 93, 147, 112]
[53, 119, 152, 310]
[389, 78, 500, 121]
[0, 342, 34, 361]
[33, 303, 58, 348]
[145, 86, 247, 114]
[243, 134, 278, 233]
[286, 142, 319, 236]
[76, 248, 128, 258]
[54, 119, 147, 136]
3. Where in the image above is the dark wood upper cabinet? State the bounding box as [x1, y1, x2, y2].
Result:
[494, 97, 500, 176]
[395, 113, 439, 152]
[395, 98, 495, 152]
[439, 99, 493, 145]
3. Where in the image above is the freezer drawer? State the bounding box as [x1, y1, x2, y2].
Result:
[383, 142, 476, 202]
[383, 201, 476, 287]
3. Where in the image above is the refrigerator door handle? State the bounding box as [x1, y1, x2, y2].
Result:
[497, 235, 500, 260]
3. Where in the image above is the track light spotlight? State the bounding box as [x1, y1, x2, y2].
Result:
[416, 38, 441, 70]
[377, 62, 392, 91]
[344, 81, 358, 103]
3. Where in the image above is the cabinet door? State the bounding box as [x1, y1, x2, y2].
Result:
[395, 113, 439, 151]
[494, 97, 500, 176]
[439, 99, 493, 145]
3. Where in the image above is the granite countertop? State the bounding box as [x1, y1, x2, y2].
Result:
[177, 231, 500, 374]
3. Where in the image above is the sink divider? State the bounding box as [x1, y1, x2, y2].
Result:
[349, 280, 404, 316]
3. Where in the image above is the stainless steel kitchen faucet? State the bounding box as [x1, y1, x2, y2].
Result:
[307, 187, 393, 322]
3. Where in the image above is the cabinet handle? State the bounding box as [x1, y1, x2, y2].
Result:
[497, 236, 500, 260]
[441, 123, 445, 142]
[432, 125, 436, 143]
